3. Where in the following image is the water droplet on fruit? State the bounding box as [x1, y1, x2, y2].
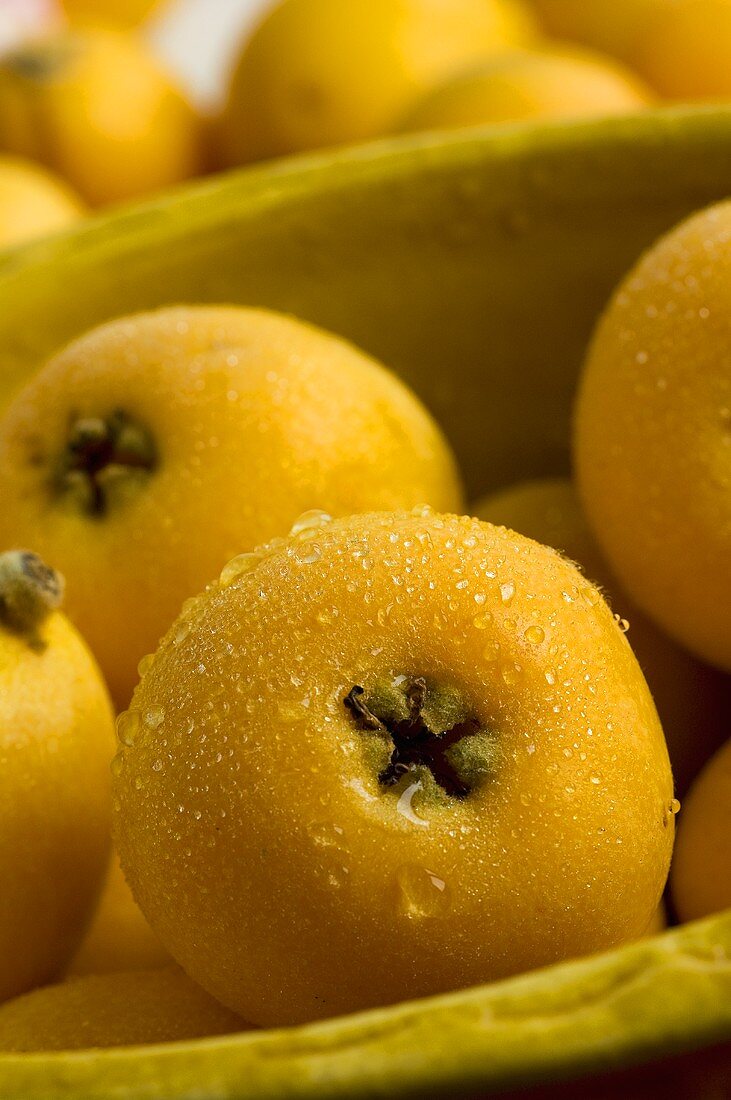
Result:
[143, 705, 165, 729]
[289, 509, 332, 536]
[294, 543, 322, 565]
[670, 798, 681, 815]
[396, 780, 429, 828]
[308, 822, 347, 848]
[219, 553, 261, 587]
[500, 582, 515, 604]
[473, 610, 493, 629]
[545, 670, 556, 685]
[173, 621, 190, 646]
[110, 752, 124, 777]
[116, 710, 141, 747]
[483, 641, 501, 662]
[614, 614, 630, 633]
[524, 625, 545, 645]
[137, 653, 154, 678]
[501, 662, 522, 686]
[396, 864, 450, 919]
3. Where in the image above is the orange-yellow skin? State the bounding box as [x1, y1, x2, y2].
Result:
[0, 968, 246, 1051]
[0, 155, 85, 249]
[575, 200, 731, 673]
[0, 603, 114, 1003]
[218, 0, 537, 165]
[398, 46, 651, 133]
[60, 0, 163, 27]
[0, 28, 200, 206]
[634, 0, 731, 99]
[528, 1, 672, 64]
[473, 478, 730, 795]
[0, 306, 463, 709]
[672, 738, 731, 923]
[68, 852, 169, 977]
[113, 510, 674, 1027]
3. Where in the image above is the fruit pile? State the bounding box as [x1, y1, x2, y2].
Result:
[4, 0, 731, 249]
[0, 0, 729, 1088]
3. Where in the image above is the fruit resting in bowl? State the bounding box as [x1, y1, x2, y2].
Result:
[473, 477, 729, 795]
[0, 968, 246, 1052]
[0, 305, 462, 708]
[575, 199, 731, 674]
[113, 509, 674, 1027]
[0, 550, 114, 1003]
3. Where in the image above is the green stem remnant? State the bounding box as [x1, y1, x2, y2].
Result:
[345, 677, 491, 799]
[0, 551, 64, 643]
[55, 411, 158, 518]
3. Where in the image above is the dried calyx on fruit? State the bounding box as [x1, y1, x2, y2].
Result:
[54, 410, 158, 518]
[345, 676, 497, 799]
[0, 550, 64, 645]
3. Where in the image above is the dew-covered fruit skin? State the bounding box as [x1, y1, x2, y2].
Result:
[113, 509, 674, 1027]
[0, 968, 246, 1052]
[0, 305, 462, 708]
[575, 201, 731, 673]
[672, 737, 731, 924]
[0, 595, 114, 1002]
[473, 477, 730, 795]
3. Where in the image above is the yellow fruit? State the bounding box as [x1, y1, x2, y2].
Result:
[0, 28, 200, 206]
[60, 0, 163, 27]
[68, 852, 169, 977]
[0, 968, 246, 1051]
[473, 478, 730, 794]
[634, 0, 731, 99]
[529, 0, 671, 63]
[575, 200, 731, 672]
[0, 550, 114, 1003]
[672, 738, 731, 922]
[0, 305, 463, 708]
[0, 155, 84, 249]
[113, 509, 674, 1027]
[399, 47, 651, 132]
[218, 0, 537, 164]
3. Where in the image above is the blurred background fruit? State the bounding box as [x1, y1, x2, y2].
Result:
[527, 0, 671, 63]
[67, 853, 170, 977]
[217, 0, 538, 164]
[633, 0, 731, 100]
[0, 968, 246, 1051]
[398, 45, 652, 133]
[0, 155, 84, 248]
[59, 0, 165, 27]
[672, 738, 731, 922]
[0, 26, 201, 205]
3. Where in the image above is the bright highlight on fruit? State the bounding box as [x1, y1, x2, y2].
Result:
[0, 305, 462, 708]
[113, 509, 674, 1027]
[217, 0, 537, 164]
[0, 549, 114, 1003]
[575, 200, 731, 674]
[0, 968, 246, 1051]
[0, 156, 85, 250]
[474, 477, 729, 794]
[399, 46, 651, 133]
[0, 28, 200, 206]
